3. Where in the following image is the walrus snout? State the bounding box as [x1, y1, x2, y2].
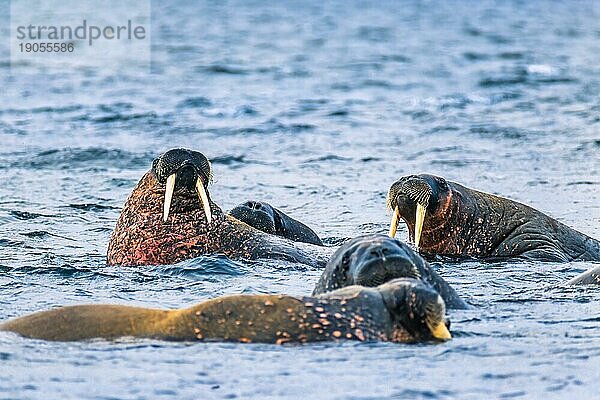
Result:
[379, 278, 451, 342]
[387, 174, 449, 248]
[151, 148, 213, 223]
[229, 201, 277, 234]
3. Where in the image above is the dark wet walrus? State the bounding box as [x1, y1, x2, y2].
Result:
[106, 148, 328, 267]
[387, 174, 600, 262]
[228, 201, 323, 245]
[313, 234, 468, 309]
[0, 278, 451, 343]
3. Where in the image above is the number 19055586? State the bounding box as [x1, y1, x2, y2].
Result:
[19, 42, 74, 52]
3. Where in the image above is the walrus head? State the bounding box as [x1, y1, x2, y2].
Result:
[229, 201, 278, 234]
[107, 148, 329, 266]
[106, 148, 225, 266]
[378, 278, 451, 342]
[152, 148, 213, 224]
[228, 201, 323, 245]
[313, 234, 425, 294]
[386, 174, 451, 249]
[313, 234, 468, 309]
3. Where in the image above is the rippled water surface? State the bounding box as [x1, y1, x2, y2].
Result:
[1, 1, 599, 398]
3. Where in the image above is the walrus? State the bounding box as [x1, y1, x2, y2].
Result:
[567, 266, 600, 285]
[107, 148, 329, 267]
[0, 278, 451, 343]
[312, 234, 468, 309]
[228, 201, 323, 245]
[386, 174, 600, 262]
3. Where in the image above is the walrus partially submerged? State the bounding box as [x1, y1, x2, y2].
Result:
[0, 278, 451, 343]
[313, 234, 468, 309]
[228, 201, 323, 245]
[567, 266, 600, 285]
[107, 149, 328, 267]
[387, 174, 600, 262]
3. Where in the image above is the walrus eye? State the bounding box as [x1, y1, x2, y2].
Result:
[163, 173, 212, 224]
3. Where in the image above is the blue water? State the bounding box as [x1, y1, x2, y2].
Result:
[1, 0, 599, 398]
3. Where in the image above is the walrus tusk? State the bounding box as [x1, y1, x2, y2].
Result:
[388, 206, 400, 238]
[163, 173, 177, 222]
[429, 322, 452, 340]
[414, 203, 426, 249]
[196, 177, 212, 224]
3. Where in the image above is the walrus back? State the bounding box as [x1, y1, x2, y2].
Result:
[0, 296, 325, 343]
[184, 294, 317, 343]
[0, 305, 170, 341]
[454, 182, 600, 261]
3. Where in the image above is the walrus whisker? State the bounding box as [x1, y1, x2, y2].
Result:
[163, 173, 177, 222]
[196, 176, 212, 224]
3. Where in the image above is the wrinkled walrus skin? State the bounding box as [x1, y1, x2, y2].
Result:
[312, 234, 468, 309]
[567, 266, 600, 285]
[106, 149, 329, 267]
[228, 201, 323, 245]
[0, 279, 451, 344]
[387, 174, 600, 262]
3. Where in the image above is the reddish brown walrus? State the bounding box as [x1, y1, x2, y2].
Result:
[387, 174, 600, 262]
[0, 278, 451, 344]
[107, 148, 328, 266]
